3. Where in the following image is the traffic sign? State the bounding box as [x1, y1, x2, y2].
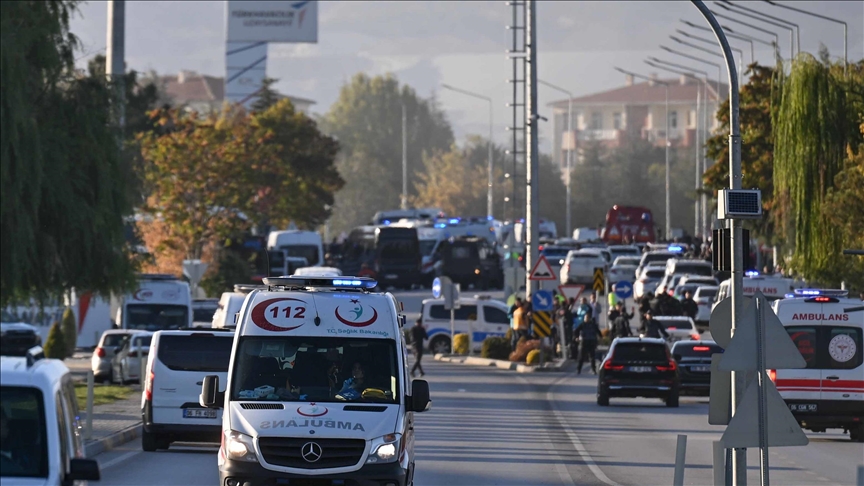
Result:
[432, 277, 444, 299]
[708, 297, 735, 348]
[718, 291, 806, 371]
[532, 290, 554, 311]
[529, 255, 558, 281]
[613, 281, 633, 299]
[182, 260, 209, 286]
[558, 285, 585, 302]
[592, 267, 605, 294]
[720, 379, 809, 448]
[531, 311, 553, 337]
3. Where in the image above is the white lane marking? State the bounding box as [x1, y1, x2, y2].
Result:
[545, 374, 621, 486]
[99, 449, 141, 470]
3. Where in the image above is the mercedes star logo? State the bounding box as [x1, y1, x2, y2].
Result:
[301, 442, 323, 463]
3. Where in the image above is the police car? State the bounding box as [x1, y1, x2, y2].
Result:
[0, 347, 101, 484]
[771, 289, 864, 442]
[198, 276, 430, 486]
[419, 295, 510, 354]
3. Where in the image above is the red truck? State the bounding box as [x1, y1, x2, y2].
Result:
[601, 205, 656, 243]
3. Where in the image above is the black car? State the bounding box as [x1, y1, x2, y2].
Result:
[597, 337, 680, 407]
[671, 340, 723, 396]
[434, 236, 503, 289]
[0, 322, 42, 356]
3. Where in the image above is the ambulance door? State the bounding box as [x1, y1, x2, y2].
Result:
[774, 301, 822, 404]
[820, 307, 864, 404]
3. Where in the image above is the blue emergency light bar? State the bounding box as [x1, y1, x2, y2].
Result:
[745, 270, 760, 277]
[263, 276, 378, 290]
[793, 288, 849, 297]
[668, 245, 684, 252]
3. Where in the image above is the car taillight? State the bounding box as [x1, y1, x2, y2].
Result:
[767, 369, 776, 382]
[693, 346, 711, 351]
[95, 347, 105, 358]
[690, 333, 700, 341]
[144, 370, 154, 401]
[603, 361, 624, 371]
[656, 360, 678, 372]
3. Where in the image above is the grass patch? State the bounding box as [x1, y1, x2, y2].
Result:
[74, 383, 136, 410]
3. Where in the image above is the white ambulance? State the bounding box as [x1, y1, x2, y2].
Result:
[771, 289, 864, 441]
[714, 274, 805, 309]
[116, 274, 193, 331]
[199, 276, 430, 486]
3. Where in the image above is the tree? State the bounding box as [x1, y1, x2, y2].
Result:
[822, 127, 864, 289]
[43, 321, 67, 360]
[1, 0, 137, 307]
[251, 77, 281, 113]
[61, 307, 77, 358]
[321, 74, 454, 233]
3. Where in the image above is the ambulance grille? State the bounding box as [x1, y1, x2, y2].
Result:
[259, 437, 366, 469]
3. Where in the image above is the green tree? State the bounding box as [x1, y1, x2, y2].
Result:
[61, 307, 77, 358]
[251, 77, 281, 113]
[43, 321, 67, 360]
[321, 74, 454, 232]
[1, 0, 137, 307]
[200, 248, 253, 297]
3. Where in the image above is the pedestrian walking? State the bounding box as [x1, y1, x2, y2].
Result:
[409, 318, 428, 377]
[640, 310, 670, 340]
[590, 293, 603, 329]
[560, 297, 575, 359]
[512, 300, 530, 348]
[576, 308, 602, 374]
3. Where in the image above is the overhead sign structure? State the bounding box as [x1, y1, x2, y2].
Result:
[226, 0, 319, 43]
[592, 267, 605, 294]
[558, 284, 584, 302]
[532, 290, 554, 312]
[614, 281, 634, 300]
[528, 255, 557, 281]
[531, 311, 553, 338]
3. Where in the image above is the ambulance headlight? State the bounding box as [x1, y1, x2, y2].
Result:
[366, 433, 402, 464]
[224, 430, 258, 462]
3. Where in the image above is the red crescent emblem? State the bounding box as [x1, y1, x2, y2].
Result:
[297, 403, 328, 417]
[335, 306, 378, 327]
[251, 298, 307, 332]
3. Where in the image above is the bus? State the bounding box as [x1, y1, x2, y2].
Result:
[338, 226, 422, 288]
[601, 205, 656, 244]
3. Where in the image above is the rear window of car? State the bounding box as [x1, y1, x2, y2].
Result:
[644, 269, 665, 279]
[132, 336, 152, 348]
[157, 334, 234, 372]
[542, 248, 570, 258]
[674, 264, 713, 276]
[102, 334, 128, 347]
[696, 288, 717, 299]
[612, 343, 668, 362]
[656, 319, 694, 330]
[672, 343, 723, 357]
[428, 304, 478, 321]
[193, 308, 216, 322]
[571, 253, 602, 260]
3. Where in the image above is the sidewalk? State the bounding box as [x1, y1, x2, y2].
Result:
[81, 391, 142, 457]
[433, 353, 571, 373]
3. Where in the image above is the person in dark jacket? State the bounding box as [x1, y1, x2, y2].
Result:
[575, 308, 603, 374]
[640, 310, 670, 339]
[680, 291, 698, 320]
[410, 318, 428, 377]
[611, 302, 634, 339]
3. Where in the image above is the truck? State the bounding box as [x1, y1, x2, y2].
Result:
[601, 205, 656, 243]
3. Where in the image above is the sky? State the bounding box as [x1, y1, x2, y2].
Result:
[69, 0, 863, 151]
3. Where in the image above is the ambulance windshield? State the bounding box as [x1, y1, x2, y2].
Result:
[230, 336, 400, 404]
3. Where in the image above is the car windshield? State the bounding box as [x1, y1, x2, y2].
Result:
[230, 336, 399, 404]
[0, 387, 48, 478]
[131, 335, 153, 348]
[102, 333, 130, 347]
[125, 304, 188, 331]
[612, 343, 668, 362]
[284, 245, 319, 265]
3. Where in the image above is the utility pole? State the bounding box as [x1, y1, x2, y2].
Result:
[401, 103, 408, 211]
[524, 0, 539, 296]
[106, 0, 126, 134]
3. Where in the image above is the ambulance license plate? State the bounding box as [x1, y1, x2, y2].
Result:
[789, 403, 817, 412]
[183, 408, 217, 419]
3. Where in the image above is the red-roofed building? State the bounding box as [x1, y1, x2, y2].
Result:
[547, 73, 727, 174]
[157, 70, 315, 115]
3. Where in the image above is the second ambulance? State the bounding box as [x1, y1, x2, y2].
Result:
[199, 276, 430, 486]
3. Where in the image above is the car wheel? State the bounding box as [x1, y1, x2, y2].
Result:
[430, 336, 451, 355]
[597, 385, 610, 406]
[665, 389, 680, 408]
[142, 430, 159, 452]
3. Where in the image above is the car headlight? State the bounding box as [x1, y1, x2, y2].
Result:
[366, 433, 402, 464]
[224, 430, 258, 462]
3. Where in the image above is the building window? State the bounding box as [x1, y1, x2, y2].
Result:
[591, 112, 602, 130]
[669, 111, 678, 129]
[613, 112, 623, 130]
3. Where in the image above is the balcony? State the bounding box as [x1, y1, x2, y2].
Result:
[644, 128, 685, 142]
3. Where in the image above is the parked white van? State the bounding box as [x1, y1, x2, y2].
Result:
[715, 274, 805, 309]
[419, 296, 511, 354]
[268, 230, 324, 268]
[116, 274, 192, 331]
[199, 276, 430, 486]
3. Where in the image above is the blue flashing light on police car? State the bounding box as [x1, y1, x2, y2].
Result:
[448, 218, 460, 224]
[668, 245, 684, 252]
[434, 223, 447, 229]
[745, 270, 760, 277]
[382, 219, 391, 225]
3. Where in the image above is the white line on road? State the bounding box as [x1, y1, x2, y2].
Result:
[99, 449, 142, 470]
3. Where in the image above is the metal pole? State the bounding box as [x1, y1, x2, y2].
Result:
[674, 434, 688, 486]
[713, 440, 727, 486]
[715, 3, 794, 60]
[85, 370, 94, 440]
[756, 297, 769, 486]
[665, 84, 670, 241]
[695, 85, 701, 238]
[106, 0, 126, 133]
[717, 1, 799, 56]
[525, 0, 539, 296]
[690, 3, 744, 485]
[401, 103, 408, 210]
[488, 101, 494, 221]
[702, 79, 709, 237]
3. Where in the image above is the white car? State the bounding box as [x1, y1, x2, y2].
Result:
[92, 329, 143, 383]
[561, 249, 608, 286]
[609, 256, 641, 284]
[692, 285, 718, 324]
[650, 316, 700, 343]
[634, 267, 666, 299]
[141, 329, 235, 451]
[110, 331, 153, 384]
[608, 245, 640, 263]
[293, 266, 343, 277]
[420, 296, 511, 354]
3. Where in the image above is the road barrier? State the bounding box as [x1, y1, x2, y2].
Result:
[673, 434, 687, 486]
[85, 370, 94, 440]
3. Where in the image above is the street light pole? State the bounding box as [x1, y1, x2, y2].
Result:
[716, 0, 800, 56]
[709, 10, 781, 61]
[660, 46, 724, 109]
[675, 31, 744, 84]
[538, 80, 573, 237]
[106, 0, 126, 135]
[614, 67, 671, 240]
[714, 3, 795, 60]
[441, 84, 495, 220]
[401, 103, 408, 211]
[763, 0, 847, 73]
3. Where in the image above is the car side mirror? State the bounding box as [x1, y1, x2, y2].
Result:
[68, 458, 100, 481]
[407, 379, 431, 413]
[200, 375, 223, 408]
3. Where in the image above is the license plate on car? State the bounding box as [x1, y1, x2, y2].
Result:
[183, 408, 217, 419]
[385, 274, 398, 279]
[691, 366, 711, 373]
[789, 403, 817, 412]
[628, 366, 653, 373]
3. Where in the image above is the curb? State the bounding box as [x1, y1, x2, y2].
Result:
[433, 354, 570, 373]
[84, 423, 142, 457]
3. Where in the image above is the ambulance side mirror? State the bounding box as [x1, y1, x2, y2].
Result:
[408, 379, 431, 413]
[200, 375, 223, 408]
